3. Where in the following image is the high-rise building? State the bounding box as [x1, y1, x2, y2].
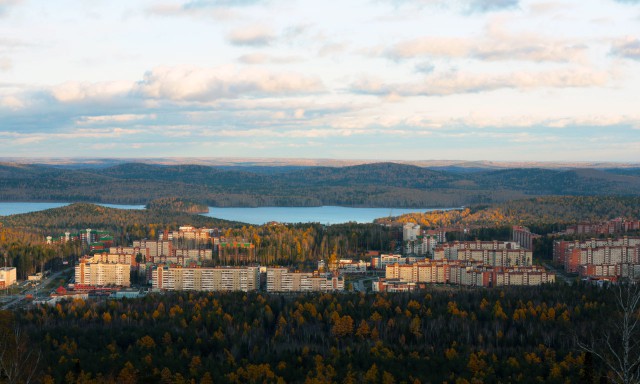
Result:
[75, 257, 130, 287]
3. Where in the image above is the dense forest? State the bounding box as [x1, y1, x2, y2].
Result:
[1, 162, 640, 207]
[380, 196, 640, 234]
[146, 198, 209, 214]
[0, 284, 631, 383]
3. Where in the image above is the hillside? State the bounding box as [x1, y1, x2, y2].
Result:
[378, 196, 640, 231]
[0, 203, 242, 235]
[1, 162, 639, 207]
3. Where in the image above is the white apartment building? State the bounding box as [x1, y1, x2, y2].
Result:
[75, 259, 130, 287]
[152, 266, 259, 292]
[403, 223, 421, 241]
[266, 268, 344, 292]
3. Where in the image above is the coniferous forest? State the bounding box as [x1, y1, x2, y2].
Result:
[0, 284, 626, 384]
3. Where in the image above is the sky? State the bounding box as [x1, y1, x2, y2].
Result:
[0, 0, 639, 162]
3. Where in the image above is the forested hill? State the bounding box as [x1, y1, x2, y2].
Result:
[1, 162, 639, 207]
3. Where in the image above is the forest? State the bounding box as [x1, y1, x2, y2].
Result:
[0, 283, 631, 383]
[379, 196, 640, 234]
[1, 162, 640, 207]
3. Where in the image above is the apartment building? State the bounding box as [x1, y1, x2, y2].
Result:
[554, 237, 640, 273]
[560, 218, 640, 236]
[266, 268, 344, 292]
[133, 239, 173, 259]
[383, 260, 554, 288]
[433, 240, 532, 267]
[371, 254, 405, 269]
[403, 223, 421, 241]
[75, 257, 130, 287]
[512, 226, 540, 250]
[152, 266, 259, 292]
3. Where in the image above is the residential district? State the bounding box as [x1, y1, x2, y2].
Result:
[1, 218, 640, 305]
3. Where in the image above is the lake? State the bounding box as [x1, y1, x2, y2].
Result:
[0, 202, 451, 225]
[202, 206, 447, 225]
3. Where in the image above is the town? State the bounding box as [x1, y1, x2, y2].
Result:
[2, 216, 639, 307]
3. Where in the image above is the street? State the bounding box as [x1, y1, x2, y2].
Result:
[1, 267, 73, 310]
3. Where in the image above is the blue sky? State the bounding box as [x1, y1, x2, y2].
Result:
[0, 0, 639, 161]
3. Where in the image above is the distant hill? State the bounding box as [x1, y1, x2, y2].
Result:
[1, 162, 639, 208]
[0, 203, 241, 234]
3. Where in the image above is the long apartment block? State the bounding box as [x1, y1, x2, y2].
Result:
[152, 266, 259, 292]
[266, 267, 344, 292]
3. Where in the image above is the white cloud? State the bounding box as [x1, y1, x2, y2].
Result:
[384, 25, 588, 63]
[135, 65, 323, 101]
[0, 57, 11, 71]
[0, 95, 24, 109]
[353, 67, 609, 96]
[49, 81, 132, 103]
[237, 53, 302, 64]
[0, 0, 22, 17]
[227, 25, 275, 46]
[76, 114, 157, 125]
[146, 0, 264, 19]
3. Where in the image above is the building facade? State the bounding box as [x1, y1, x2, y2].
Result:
[266, 268, 344, 292]
[75, 257, 131, 287]
[0, 267, 17, 288]
[152, 266, 259, 292]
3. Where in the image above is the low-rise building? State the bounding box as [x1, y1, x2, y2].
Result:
[0, 267, 17, 288]
[372, 278, 416, 292]
[330, 259, 368, 274]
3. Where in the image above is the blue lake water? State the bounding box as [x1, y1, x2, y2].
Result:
[0, 202, 452, 225]
[201, 206, 448, 225]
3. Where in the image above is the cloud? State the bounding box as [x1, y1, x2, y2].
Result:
[467, 0, 519, 13]
[146, 0, 265, 19]
[183, 0, 265, 8]
[227, 25, 276, 46]
[237, 53, 302, 64]
[76, 114, 157, 125]
[611, 38, 640, 60]
[0, 95, 23, 109]
[135, 66, 323, 101]
[0, 0, 22, 17]
[613, 0, 640, 4]
[49, 81, 132, 103]
[352, 67, 609, 96]
[0, 57, 11, 71]
[414, 62, 435, 74]
[384, 27, 587, 63]
[380, 0, 519, 13]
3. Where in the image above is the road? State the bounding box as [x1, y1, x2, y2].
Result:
[542, 262, 574, 285]
[1, 267, 72, 310]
